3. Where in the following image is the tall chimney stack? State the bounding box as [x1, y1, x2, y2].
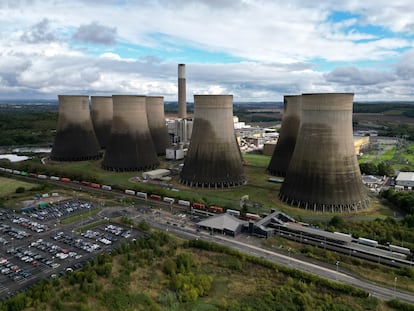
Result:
[178, 64, 187, 119]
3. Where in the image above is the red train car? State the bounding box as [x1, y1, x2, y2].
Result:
[193, 202, 206, 210]
[209, 206, 223, 213]
[150, 194, 161, 201]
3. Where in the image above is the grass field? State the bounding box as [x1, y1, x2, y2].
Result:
[0, 176, 38, 196]
[359, 141, 414, 169]
[40, 151, 396, 221]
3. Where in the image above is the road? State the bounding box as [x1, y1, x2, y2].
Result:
[144, 216, 414, 304]
[5, 174, 413, 304]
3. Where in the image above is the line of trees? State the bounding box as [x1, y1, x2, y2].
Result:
[359, 161, 394, 176]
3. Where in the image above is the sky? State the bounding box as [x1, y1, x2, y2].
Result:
[1, 0, 414, 102]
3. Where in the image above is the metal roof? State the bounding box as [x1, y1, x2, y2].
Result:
[396, 172, 414, 182]
[284, 223, 353, 243]
[197, 213, 247, 232]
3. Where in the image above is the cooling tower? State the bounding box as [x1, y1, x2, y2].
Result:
[91, 96, 113, 149]
[279, 93, 369, 213]
[146, 96, 170, 155]
[102, 95, 159, 171]
[50, 95, 101, 161]
[267, 95, 302, 176]
[179, 95, 245, 188]
[178, 64, 186, 119]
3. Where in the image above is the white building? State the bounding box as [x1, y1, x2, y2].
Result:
[395, 172, 414, 188]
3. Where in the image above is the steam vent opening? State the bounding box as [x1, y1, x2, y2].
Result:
[279, 93, 370, 213]
[179, 94, 246, 188]
[268, 95, 302, 177]
[50, 95, 101, 161]
[91, 96, 113, 149]
[102, 95, 159, 172]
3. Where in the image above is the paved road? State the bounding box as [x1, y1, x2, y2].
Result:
[145, 217, 414, 304]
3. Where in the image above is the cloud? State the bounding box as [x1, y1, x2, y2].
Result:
[1, 1, 414, 101]
[21, 18, 56, 43]
[394, 49, 414, 79]
[72, 22, 117, 45]
[325, 66, 395, 86]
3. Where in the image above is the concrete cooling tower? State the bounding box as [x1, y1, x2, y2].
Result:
[267, 95, 302, 176]
[279, 93, 369, 213]
[102, 95, 159, 171]
[179, 95, 245, 188]
[146, 96, 170, 155]
[91, 96, 113, 149]
[50, 95, 101, 161]
[178, 64, 187, 119]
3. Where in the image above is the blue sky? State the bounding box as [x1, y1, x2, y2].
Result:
[1, 0, 414, 101]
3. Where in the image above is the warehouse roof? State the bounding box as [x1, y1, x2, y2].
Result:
[197, 213, 247, 232]
[396, 172, 414, 182]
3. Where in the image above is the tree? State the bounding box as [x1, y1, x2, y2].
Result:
[15, 187, 25, 193]
[359, 163, 377, 175]
[377, 162, 395, 177]
[328, 216, 345, 229]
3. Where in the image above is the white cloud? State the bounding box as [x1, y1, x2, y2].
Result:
[0, 0, 414, 100]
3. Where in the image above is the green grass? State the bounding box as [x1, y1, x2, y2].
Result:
[59, 208, 100, 225]
[243, 153, 271, 168]
[0, 176, 38, 196]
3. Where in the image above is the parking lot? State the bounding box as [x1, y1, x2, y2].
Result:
[0, 199, 146, 300]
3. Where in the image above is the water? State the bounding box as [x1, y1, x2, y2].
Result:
[0, 154, 30, 162]
[12, 147, 51, 153]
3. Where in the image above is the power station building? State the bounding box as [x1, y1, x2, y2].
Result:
[146, 96, 170, 155]
[90, 96, 113, 149]
[267, 95, 302, 176]
[180, 95, 246, 188]
[50, 95, 101, 161]
[102, 95, 159, 172]
[279, 93, 369, 212]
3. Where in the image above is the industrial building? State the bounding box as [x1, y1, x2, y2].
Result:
[353, 136, 370, 155]
[196, 213, 247, 236]
[180, 95, 246, 188]
[146, 96, 170, 155]
[267, 95, 302, 176]
[50, 95, 101, 161]
[395, 172, 414, 188]
[166, 118, 193, 144]
[165, 146, 186, 160]
[102, 95, 159, 172]
[90, 96, 113, 149]
[279, 93, 369, 212]
[142, 169, 171, 180]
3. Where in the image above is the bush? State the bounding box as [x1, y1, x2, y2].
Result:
[15, 187, 25, 193]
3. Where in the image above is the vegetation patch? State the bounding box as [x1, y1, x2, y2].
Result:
[0, 176, 38, 196]
[0, 231, 401, 311]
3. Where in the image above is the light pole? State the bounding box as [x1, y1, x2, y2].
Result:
[394, 277, 397, 297]
[336, 261, 340, 273]
[288, 247, 292, 265]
